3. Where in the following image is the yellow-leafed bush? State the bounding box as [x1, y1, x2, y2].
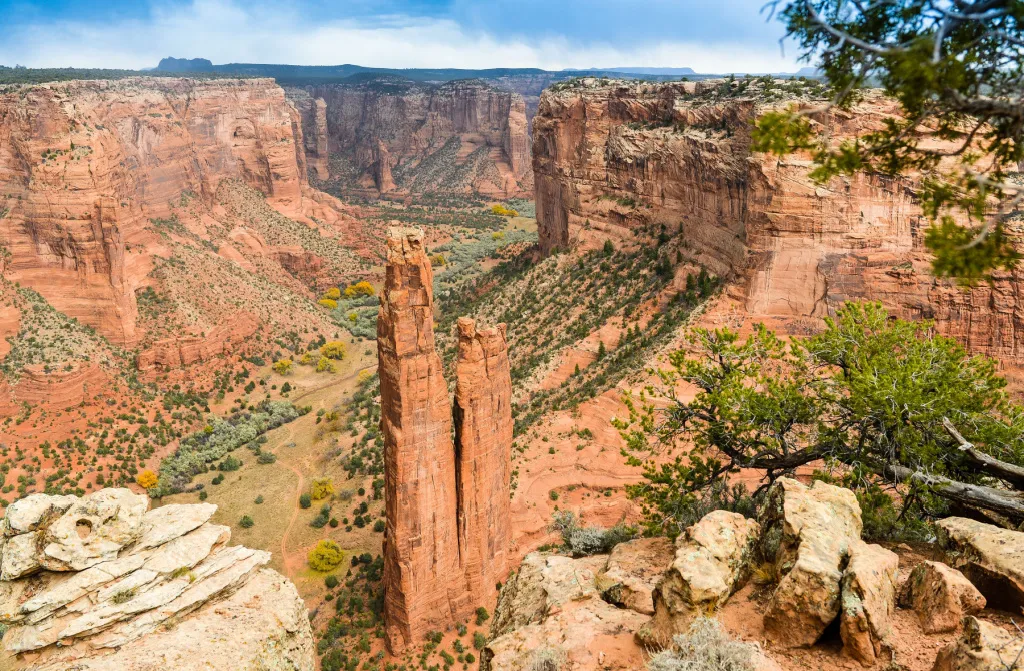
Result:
[318, 298, 338, 309]
[343, 281, 375, 298]
[316, 356, 337, 373]
[136, 470, 158, 489]
[320, 341, 347, 360]
[357, 369, 374, 384]
[311, 478, 334, 500]
[491, 204, 519, 217]
[308, 540, 344, 572]
[272, 359, 293, 375]
[322, 287, 341, 300]
[299, 352, 316, 366]
[430, 253, 446, 267]
[348, 312, 358, 323]
[492, 231, 505, 240]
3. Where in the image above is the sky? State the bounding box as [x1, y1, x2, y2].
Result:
[0, 0, 807, 73]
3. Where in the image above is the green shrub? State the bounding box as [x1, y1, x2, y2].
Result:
[325, 574, 339, 589]
[299, 493, 312, 509]
[308, 540, 344, 572]
[239, 515, 254, 529]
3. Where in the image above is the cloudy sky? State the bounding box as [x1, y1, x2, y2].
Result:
[0, 0, 806, 73]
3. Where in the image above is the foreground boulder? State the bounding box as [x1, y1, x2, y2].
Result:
[0, 489, 314, 671]
[840, 541, 899, 666]
[595, 536, 674, 615]
[936, 517, 1024, 613]
[932, 617, 1024, 671]
[899, 561, 986, 634]
[760, 478, 863, 648]
[485, 552, 648, 671]
[639, 511, 760, 647]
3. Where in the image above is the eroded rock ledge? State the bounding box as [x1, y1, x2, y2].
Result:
[0, 489, 314, 671]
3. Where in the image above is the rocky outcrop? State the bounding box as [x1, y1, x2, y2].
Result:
[378, 227, 466, 652]
[0, 77, 309, 346]
[287, 78, 532, 197]
[595, 536, 674, 615]
[932, 617, 1024, 671]
[900, 560, 987, 634]
[378, 228, 515, 653]
[840, 540, 899, 666]
[640, 510, 760, 646]
[454, 317, 514, 606]
[936, 517, 1024, 613]
[134, 312, 259, 372]
[759, 477, 864, 648]
[290, 90, 331, 180]
[532, 78, 1024, 362]
[0, 490, 314, 671]
[485, 552, 648, 671]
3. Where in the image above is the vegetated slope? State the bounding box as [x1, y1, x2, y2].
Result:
[533, 76, 1024, 365]
[287, 78, 531, 198]
[0, 76, 386, 508]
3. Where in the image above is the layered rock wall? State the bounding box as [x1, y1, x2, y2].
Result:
[0, 77, 309, 346]
[378, 228, 513, 652]
[532, 79, 1024, 361]
[288, 79, 532, 196]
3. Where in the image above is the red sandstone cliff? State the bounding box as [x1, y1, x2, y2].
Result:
[454, 317, 513, 606]
[287, 78, 532, 197]
[0, 77, 311, 346]
[533, 78, 1024, 361]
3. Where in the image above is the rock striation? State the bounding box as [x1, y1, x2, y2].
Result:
[377, 228, 514, 653]
[0, 77, 310, 347]
[0, 489, 314, 671]
[454, 316, 514, 606]
[532, 78, 1024, 362]
[288, 78, 532, 196]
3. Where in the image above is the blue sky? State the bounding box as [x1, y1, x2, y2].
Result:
[0, 0, 805, 72]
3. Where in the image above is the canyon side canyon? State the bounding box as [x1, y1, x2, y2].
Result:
[287, 78, 532, 197]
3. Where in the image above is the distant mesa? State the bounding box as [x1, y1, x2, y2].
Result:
[155, 57, 214, 72]
[564, 66, 697, 76]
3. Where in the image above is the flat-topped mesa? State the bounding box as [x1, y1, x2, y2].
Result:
[377, 227, 466, 653]
[454, 317, 513, 604]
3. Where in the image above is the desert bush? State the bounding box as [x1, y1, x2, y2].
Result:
[311, 478, 334, 500]
[272, 359, 293, 375]
[550, 511, 636, 557]
[316, 356, 337, 373]
[136, 470, 158, 489]
[318, 299, 338, 309]
[239, 515, 254, 529]
[300, 493, 312, 509]
[322, 287, 341, 301]
[308, 540, 344, 572]
[320, 341, 347, 360]
[325, 574, 339, 589]
[490, 204, 518, 217]
[647, 617, 758, 671]
[343, 281, 375, 298]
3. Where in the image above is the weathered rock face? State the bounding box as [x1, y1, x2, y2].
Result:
[532, 78, 1024, 361]
[287, 79, 532, 196]
[485, 552, 649, 671]
[641, 510, 760, 647]
[0, 77, 308, 346]
[454, 317, 513, 607]
[595, 536, 674, 615]
[932, 616, 1024, 671]
[839, 540, 899, 666]
[936, 516, 1024, 613]
[290, 90, 331, 180]
[378, 228, 515, 653]
[0, 490, 314, 671]
[378, 227, 466, 652]
[900, 560, 987, 634]
[134, 312, 259, 372]
[760, 477, 863, 648]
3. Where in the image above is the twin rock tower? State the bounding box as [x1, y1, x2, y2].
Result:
[376, 227, 513, 653]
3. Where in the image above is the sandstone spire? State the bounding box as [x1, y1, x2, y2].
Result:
[378, 227, 465, 652]
[453, 317, 513, 603]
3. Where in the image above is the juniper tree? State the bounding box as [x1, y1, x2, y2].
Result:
[755, 0, 1024, 281]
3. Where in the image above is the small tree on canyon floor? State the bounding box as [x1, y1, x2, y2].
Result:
[616, 302, 1024, 539]
[756, 0, 1024, 282]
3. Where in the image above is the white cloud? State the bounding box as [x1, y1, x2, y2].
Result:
[0, 0, 800, 73]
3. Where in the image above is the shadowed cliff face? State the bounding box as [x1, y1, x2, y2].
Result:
[288, 79, 532, 198]
[533, 78, 1024, 362]
[0, 77, 309, 346]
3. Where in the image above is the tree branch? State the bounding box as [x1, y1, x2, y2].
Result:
[943, 417, 1024, 490]
[884, 463, 1024, 520]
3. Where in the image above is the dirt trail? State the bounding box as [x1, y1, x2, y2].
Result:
[274, 366, 372, 580]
